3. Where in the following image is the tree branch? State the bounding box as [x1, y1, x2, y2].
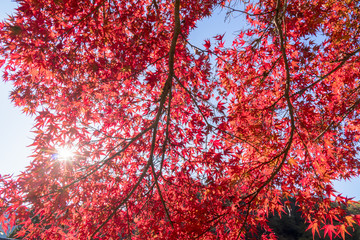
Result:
[236, 0, 296, 237]
[90, 0, 181, 236]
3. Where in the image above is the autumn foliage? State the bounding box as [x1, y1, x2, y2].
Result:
[1, 0, 360, 239]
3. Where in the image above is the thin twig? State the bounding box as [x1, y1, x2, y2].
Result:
[150, 86, 174, 228]
[222, 4, 275, 17]
[314, 98, 360, 141]
[292, 48, 360, 97]
[174, 76, 260, 152]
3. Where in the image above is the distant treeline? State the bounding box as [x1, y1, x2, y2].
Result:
[4, 199, 360, 239]
[266, 199, 360, 240]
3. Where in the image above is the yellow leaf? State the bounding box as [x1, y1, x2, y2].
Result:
[345, 215, 355, 227]
[288, 158, 298, 167]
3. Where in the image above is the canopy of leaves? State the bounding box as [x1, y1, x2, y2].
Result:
[0, 0, 360, 239]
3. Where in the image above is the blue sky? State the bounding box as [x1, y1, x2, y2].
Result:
[0, 0, 34, 176]
[0, 0, 359, 200]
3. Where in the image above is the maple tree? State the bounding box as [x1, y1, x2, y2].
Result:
[1, 0, 360, 239]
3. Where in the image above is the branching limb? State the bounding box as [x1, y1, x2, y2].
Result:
[174, 76, 260, 152]
[291, 48, 360, 98]
[57, 0, 107, 42]
[314, 98, 360, 141]
[91, 0, 181, 237]
[236, 0, 296, 237]
[151, 0, 160, 17]
[38, 125, 154, 199]
[267, 39, 360, 110]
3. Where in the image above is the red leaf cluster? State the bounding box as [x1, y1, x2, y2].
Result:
[0, 0, 360, 239]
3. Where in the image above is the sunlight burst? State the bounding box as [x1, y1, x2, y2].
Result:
[56, 146, 76, 161]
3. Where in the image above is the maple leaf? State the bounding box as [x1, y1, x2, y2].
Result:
[306, 220, 320, 238]
[323, 224, 337, 240]
[204, 39, 211, 50]
[338, 224, 350, 240]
